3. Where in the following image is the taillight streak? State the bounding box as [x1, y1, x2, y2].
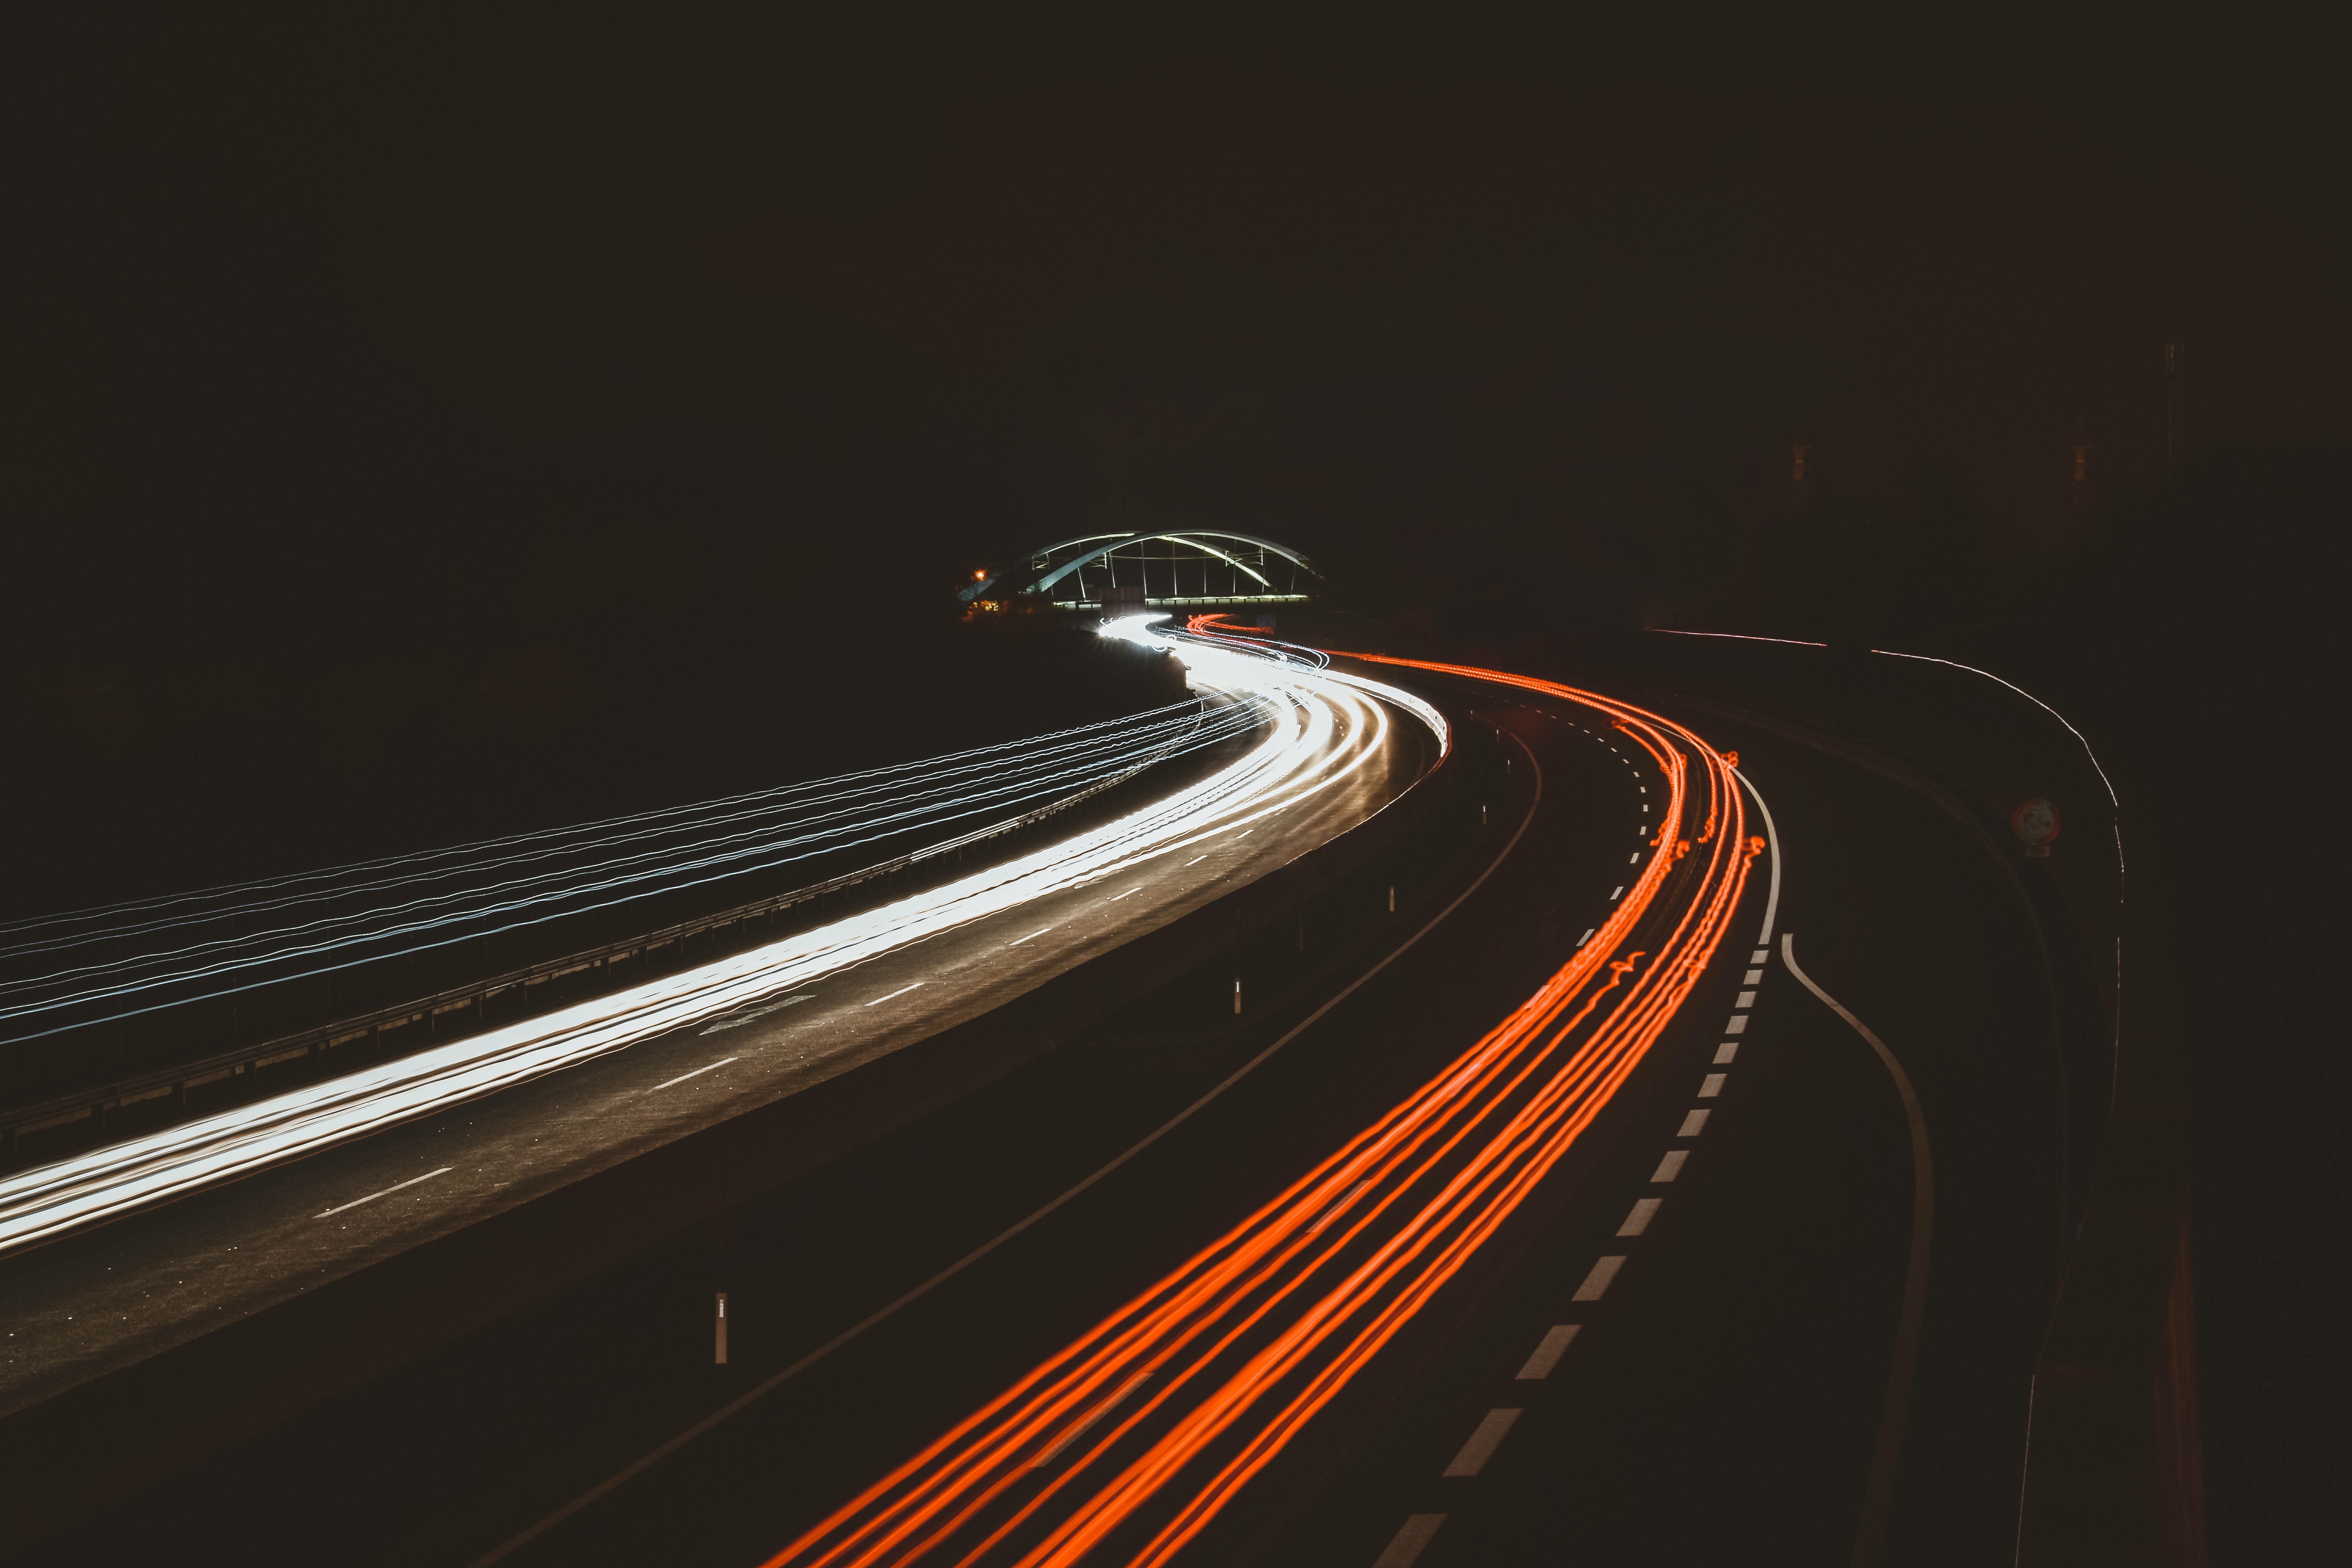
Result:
[762, 659, 1752, 1568]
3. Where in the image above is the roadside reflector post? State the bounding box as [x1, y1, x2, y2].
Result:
[1233, 978, 1243, 1015]
[1387, 885, 1396, 915]
[715, 1292, 728, 1365]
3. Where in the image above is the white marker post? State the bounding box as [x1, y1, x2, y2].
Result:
[715, 1292, 728, 1365]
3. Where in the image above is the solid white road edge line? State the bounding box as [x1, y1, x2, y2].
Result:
[1781, 931, 1934, 1568]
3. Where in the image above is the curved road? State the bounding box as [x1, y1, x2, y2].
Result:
[11, 648, 2074, 1568]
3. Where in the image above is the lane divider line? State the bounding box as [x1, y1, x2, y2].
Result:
[1570, 1255, 1625, 1301]
[650, 1058, 737, 1093]
[1031, 1371, 1151, 1471]
[1781, 931, 1933, 1568]
[468, 733, 1550, 1568]
[701, 995, 812, 1035]
[1370, 1513, 1446, 1568]
[1514, 1325, 1581, 1380]
[864, 983, 925, 1007]
[317, 1167, 451, 1220]
[1616, 1198, 1662, 1237]
[1417, 763, 1786, 1559]
[1441, 1408, 1523, 1477]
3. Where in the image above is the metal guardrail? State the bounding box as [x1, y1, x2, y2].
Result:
[0, 735, 1179, 1166]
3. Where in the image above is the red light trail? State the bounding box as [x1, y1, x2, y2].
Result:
[760, 656, 1756, 1568]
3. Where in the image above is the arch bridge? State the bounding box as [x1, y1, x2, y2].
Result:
[960, 531, 1319, 612]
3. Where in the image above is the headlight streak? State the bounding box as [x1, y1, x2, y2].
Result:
[2, 701, 1229, 945]
[0, 701, 1280, 1041]
[0, 632, 1442, 1261]
[757, 656, 1752, 1568]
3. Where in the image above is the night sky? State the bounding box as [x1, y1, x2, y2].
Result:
[12, 5, 2346, 653]
[5, 5, 2346, 1553]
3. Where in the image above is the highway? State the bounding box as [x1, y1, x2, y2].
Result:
[7, 639, 2082, 1568]
[0, 632, 1439, 1441]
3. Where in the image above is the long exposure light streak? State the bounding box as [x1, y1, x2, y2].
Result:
[760, 654, 1755, 1568]
[0, 699, 1280, 1042]
[0, 626, 1441, 1259]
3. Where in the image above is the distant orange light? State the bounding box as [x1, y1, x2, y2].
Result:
[974, 570, 988, 581]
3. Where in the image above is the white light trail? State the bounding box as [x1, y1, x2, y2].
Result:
[0, 624, 1442, 1258]
[0, 697, 1270, 1041]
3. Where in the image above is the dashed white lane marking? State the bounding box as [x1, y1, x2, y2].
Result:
[1235, 828, 1254, 838]
[1576, 928, 1595, 947]
[1516, 1324, 1582, 1379]
[1650, 1149, 1688, 1182]
[1007, 927, 1052, 946]
[1735, 990, 1758, 1009]
[1751, 948, 1769, 964]
[1743, 968, 1765, 984]
[1617, 1198, 1662, 1236]
[1030, 1369, 1151, 1469]
[1724, 1014, 1749, 1034]
[1312, 1181, 1372, 1234]
[1370, 1514, 1446, 1568]
[702, 995, 811, 1034]
[1184, 855, 1209, 866]
[1610, 886, 1624, 900]
[1443, 1408, 1524, 1477]
[650, 1058, 738, 1092]
[317, 1167, 452, 1219]
[1678, 1109, 1711, 1136]
[864, 983, 925, 1006]
[1697, 1072, 1727, 1098]
[1571, 1255, 1626, 1301]
[1713, 1041, 1739, 1065]
[1107, 887, 1140, 901]
[1628, 852, 1641, 864]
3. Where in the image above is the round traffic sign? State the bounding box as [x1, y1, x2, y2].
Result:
[2011, 798, 2061, 857]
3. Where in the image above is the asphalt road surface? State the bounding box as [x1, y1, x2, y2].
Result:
[14, 654, 2073, 1568]
[0, 646, 1435, 1423]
